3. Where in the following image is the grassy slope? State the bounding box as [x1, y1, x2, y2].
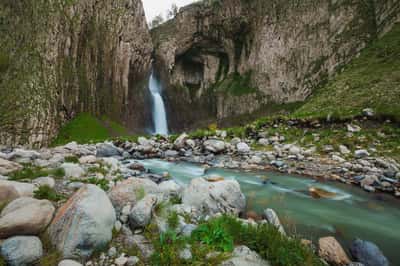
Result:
[294, 23, 400, 121]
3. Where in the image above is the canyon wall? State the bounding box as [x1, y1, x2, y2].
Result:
[0, 0, 153, 147]
[152, 0, 400, 131]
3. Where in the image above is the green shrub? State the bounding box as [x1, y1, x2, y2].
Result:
[197, 215, 323, 266]
[150, 230, 185, 266]
[192, 218, 234, 252]
[34, 185, 64, 202]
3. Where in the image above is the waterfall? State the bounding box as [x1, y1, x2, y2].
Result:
[148, 71, 169, 135]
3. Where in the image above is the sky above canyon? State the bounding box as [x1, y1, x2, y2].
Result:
[143, 0, 197, 22]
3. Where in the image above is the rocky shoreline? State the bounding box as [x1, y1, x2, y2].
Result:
[0, 129, 396, 265]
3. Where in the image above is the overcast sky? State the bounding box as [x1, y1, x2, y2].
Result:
[142, 0, 197, 22]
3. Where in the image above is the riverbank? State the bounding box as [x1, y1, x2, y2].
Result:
[0, 139, 396, 265]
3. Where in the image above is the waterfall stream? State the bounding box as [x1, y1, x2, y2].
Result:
[148, 72, 168, 135]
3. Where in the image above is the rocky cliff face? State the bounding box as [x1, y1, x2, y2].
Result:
[0, 0, 153, 147]
[152, 0, 400, 131]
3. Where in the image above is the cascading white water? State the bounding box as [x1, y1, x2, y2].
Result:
[148, 72, 169, 135]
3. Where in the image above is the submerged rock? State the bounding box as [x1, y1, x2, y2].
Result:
[0, 236, 43, 266]
[182, 177, 246, 216]
[48, 184, 116, 259]
[309, 187, 337, 199]
[350, 239, 389, 266]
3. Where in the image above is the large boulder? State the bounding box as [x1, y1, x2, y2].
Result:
[318, 237, 351, 266]
[221, 245, 270, 266]
[182, 178, 246, 216]
[350, 239, 389, 266]
[108, 178, 160, 211]
[158, 180, 183, 199]
[129, 195, 158, 229]
[48, 184, 116, 259]
[0, 184, 19, 205]
[0, 236, 43, 266]
[0, 197, 55, 238]
[96, 143, 121, 158]
[0, 158, 22, 175]
[0, 180, 36, 197]
[203, 139, 226, 153]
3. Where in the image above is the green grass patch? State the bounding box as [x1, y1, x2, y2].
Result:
[70, 177, 110, 191]
[64, 156, 79, 163]
[52, 113, 110, 146]
[39, 233, 62, 266]
[9, 165, 65, 181]
[194, 215, 323, 266]
[167, 211, 179, 230]
[34, 185, 65, 202]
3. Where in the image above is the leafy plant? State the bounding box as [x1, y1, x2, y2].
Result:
[150, 230, 185, 266]
[192, 218, 234, 252]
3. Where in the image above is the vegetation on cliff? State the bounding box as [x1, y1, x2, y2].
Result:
[295, 23, 400, 121]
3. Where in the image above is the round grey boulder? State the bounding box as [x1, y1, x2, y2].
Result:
[1, 236, 43, 266]
[48, 184, 116, 259]
[350, 238, 389, 266]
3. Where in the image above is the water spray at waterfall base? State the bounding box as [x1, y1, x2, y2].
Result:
[148, 71, 169, 135]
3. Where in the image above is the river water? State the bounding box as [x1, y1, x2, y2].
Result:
[140, 159, 400, 264]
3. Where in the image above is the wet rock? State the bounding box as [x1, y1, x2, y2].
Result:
[350, 239, 389, 266]
[48, 184, 116, 259]
[0, 197, 55, 238]
[203, 139, 226, 153]
[263, 209, 285, 235]
[0, 158, 22, 175]
[108, 178, 160, 211]
[318, 236, 350, 266]
[182, 177, 246, 216]
[96, 143, 121, 157]
[309, 187, 337, 199]
[221, 245, 270, 266]
[128, 162, 145, 171]
[129, 195, 157, 229]
[0, 236, 43, 266]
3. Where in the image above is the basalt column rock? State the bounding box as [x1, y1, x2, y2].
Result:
[0, 0, 153, 147]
